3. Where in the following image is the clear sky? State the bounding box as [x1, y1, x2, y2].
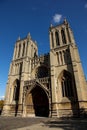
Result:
[0, 0, 87, 99]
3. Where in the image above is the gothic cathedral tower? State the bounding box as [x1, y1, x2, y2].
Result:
[3, 19, 87, 117]
[49, 19, 87, 117]
[3, 33, 38, 116]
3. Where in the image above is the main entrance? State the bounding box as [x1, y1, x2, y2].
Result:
[25, 85, 49, 117]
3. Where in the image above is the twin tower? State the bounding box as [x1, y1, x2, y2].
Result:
[3, 19, 87, 117]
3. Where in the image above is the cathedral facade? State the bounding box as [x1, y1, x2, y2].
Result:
[3, 19, 87, 117]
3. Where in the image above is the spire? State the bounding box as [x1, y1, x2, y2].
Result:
[50, 24, 53, 28]
[64, 18, 68, 24]
[63, 18, 70, 27]
[17, 36, 20, 41]
[27, 32, 31, 39]
[64, 18, 69, 24]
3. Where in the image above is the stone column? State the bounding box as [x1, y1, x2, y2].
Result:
[59, 51, 63, 65]
[53, 31, 56, 48]
[68, 27, 75, 44]
[8, 63, 12, 75]
[22, 90, 26, 117]
[26, 41, 28, 56]
[62, 51, 65, 65]
[4, 84, 9, 104]
[56, 52, 60, 65]
[69, 45, 83, 101]
[9, 87, 12, 103]
[17, 64, 19, 74]
[49, 31, 52, 49]
[24, 41, 27, 57]
[31, 45, 33, 58]
[13, 44, 16, 60]
[16, 44, 19, 59]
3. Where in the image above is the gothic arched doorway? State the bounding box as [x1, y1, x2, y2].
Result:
[25, 85, 49, 117]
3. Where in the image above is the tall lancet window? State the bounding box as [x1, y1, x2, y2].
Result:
[22, 43, 25, 57]
[66, 27, 71, 43]
[61, 29, 66, 44]
[61, 70, 74, 97]
[55, 31, 60, 46]
[13, 79, 20, 101]
[18, 44, 21, 58]
[51, 32, 54, 48]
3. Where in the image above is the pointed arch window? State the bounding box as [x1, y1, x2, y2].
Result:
[18, 44, 21, 58]
[61, 29, 66, 44]
[13, 86, 19, 101]
[22, 43, 25, 57]
[66, 27, 71, 43]
[61, 70, 73, 97]
[13, 80, 20, 101]
[55, 31, 60, 46]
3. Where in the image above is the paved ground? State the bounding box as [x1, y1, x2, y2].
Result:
[0, 116, 87, 130]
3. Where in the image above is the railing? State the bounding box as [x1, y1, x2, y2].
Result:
[24, 77, 49, 86]
[38, 77, 49, 84]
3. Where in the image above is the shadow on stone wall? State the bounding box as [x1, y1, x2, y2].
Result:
[43, 117, 87, 130]
[79, 107, 87, 117]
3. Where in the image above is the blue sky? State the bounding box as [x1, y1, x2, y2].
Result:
[0, 0, 87, 99]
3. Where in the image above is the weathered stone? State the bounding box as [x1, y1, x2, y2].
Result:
[2, 19, 87, 118]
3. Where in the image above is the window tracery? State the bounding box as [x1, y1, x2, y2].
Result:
[13, 79, 20, 101]
[55, 31, 60, 46]
[60, 70, 73, 97]
[61, 29, 66, 44]
[22, 43, 25, 57]
[18, 44, 21, 58]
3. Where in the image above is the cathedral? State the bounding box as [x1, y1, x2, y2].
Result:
[2, 19, 87, 117]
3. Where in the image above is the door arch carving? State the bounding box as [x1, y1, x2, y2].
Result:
[25, 84, 49, 117]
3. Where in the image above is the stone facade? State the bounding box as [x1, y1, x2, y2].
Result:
[2, 19, 87, 117]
